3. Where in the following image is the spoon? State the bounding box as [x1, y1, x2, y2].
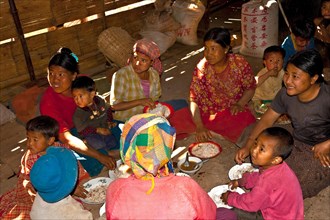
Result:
[183, 152, 190, 167]
[193, 159, 209, 169]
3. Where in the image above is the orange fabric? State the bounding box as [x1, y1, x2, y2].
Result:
[11, 85, 47, 124]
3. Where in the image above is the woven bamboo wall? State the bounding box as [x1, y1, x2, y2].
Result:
[0, 0, 153, 90]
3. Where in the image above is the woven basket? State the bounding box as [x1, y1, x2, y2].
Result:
[97, 27, 135, 68]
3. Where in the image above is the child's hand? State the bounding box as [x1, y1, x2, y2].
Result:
[96, 127, 111, 135]
[228, 180, 239, 190]
[220, 191, 230, 204]
[268, 67, 279, 77]
[73, 184, 88, 198]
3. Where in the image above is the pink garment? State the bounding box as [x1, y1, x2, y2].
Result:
[39, 87, 77, 133]
[228, 162, 304, 220]
[140, 79, 150, 98]
[106, 174, 216, 219]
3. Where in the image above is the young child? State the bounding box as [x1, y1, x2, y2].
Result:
[29, 147, 93, 219]
[0, 116, 89, 219]
[220, 127, 304, 220]
[281, 18, 316, 65]
[252, 45, 286, 108]
[71, 76, 118, 152]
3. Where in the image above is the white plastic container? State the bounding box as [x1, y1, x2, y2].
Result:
[240, 0, 278, 58]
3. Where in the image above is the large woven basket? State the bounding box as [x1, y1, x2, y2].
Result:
[97, 27, 135, 68]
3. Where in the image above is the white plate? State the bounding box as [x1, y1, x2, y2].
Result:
[80, 177, 113, 204]
[208, 185, 245, 209]
[175, 172, 191, 177]
[228, 163, 259, 180]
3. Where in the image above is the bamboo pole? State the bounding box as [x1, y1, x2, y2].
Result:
[8, 0, 36, 82]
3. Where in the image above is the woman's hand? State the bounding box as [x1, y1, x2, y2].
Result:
[98, 154, 116, 170]
[312, 140, 330, 167]
[230, 103, 244, 115]
[235, 146, 250, 164]
[195, 125, 213, 142]
[73, 184, 88, 198]
[140, 98, 156, 109]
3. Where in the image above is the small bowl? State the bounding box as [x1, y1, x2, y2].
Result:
[177, 156, 202, 175]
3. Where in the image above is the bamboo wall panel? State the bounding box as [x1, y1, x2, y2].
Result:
[0, 0, 155, 92]
[51, 0, 104, 26]
[0, 1, 16, 40]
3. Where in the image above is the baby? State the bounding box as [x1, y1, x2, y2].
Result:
[220, 127, 304, 220]
[252, 45, 285, 111]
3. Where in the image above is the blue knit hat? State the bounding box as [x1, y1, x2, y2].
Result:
[30, 147, 78, 203]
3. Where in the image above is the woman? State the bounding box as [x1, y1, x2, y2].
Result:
[110, 38, 162, 122]
[110, 38, 196, 139]
[235, 49, 330, 198]
[106, 113, 217, 219]
[190, 27, 256, 143]
[39, 47, 116, 176]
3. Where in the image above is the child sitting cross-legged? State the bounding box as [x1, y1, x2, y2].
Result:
[219, 127, 304, 220]
[0, 116, 89, 219]
[30, 147, 93, 219]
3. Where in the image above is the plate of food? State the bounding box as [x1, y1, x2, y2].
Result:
[143, 102, 174, 118]
[80, 177, 113, 205]
[208, 185, 245, 209]
[188, 141, 222, 159]
[228, 163, 259, 180]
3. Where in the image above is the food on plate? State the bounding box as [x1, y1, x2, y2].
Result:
[228, 163, 259, 180]
[190, 142, 221, 158]
[85, 185, 108, 203]
[208, 185, 245, 209]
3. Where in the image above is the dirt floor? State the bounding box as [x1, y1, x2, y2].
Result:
[0, 1, 329, 219]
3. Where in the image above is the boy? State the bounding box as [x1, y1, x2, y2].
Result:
[30, 147, 93, 219]
[0, 116, 88, 219]
[281, 18, 316, 65]
[220, 127, 304, 220]
[71, 76, 118, 152]
[252, 45, 286, 107]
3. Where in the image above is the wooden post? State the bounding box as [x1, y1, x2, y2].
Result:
[8, 0, 36, 82]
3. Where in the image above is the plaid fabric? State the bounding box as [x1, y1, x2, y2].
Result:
[110, 64, 161, 122]
[120, 113, 176, 180]
[132, 38, 162, 74]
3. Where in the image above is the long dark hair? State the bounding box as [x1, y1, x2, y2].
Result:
[48, 47, 80, 74]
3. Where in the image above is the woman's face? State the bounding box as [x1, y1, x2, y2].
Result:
[132, 52, 153, 74]
[204, 40, 227, 65]
[283, 63, 317, 97]
[321, 2, 330, 19]
[47, 65, 77, 96]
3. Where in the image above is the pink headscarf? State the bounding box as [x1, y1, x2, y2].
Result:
[130, 38, 163, 75]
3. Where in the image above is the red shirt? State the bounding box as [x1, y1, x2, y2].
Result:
[40, 87, 77, 133]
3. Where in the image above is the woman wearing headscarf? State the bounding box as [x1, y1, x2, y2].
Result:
[110, 39, 162, 122]
[110, 38, 196, 139]
[105, 113, 217, 219]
